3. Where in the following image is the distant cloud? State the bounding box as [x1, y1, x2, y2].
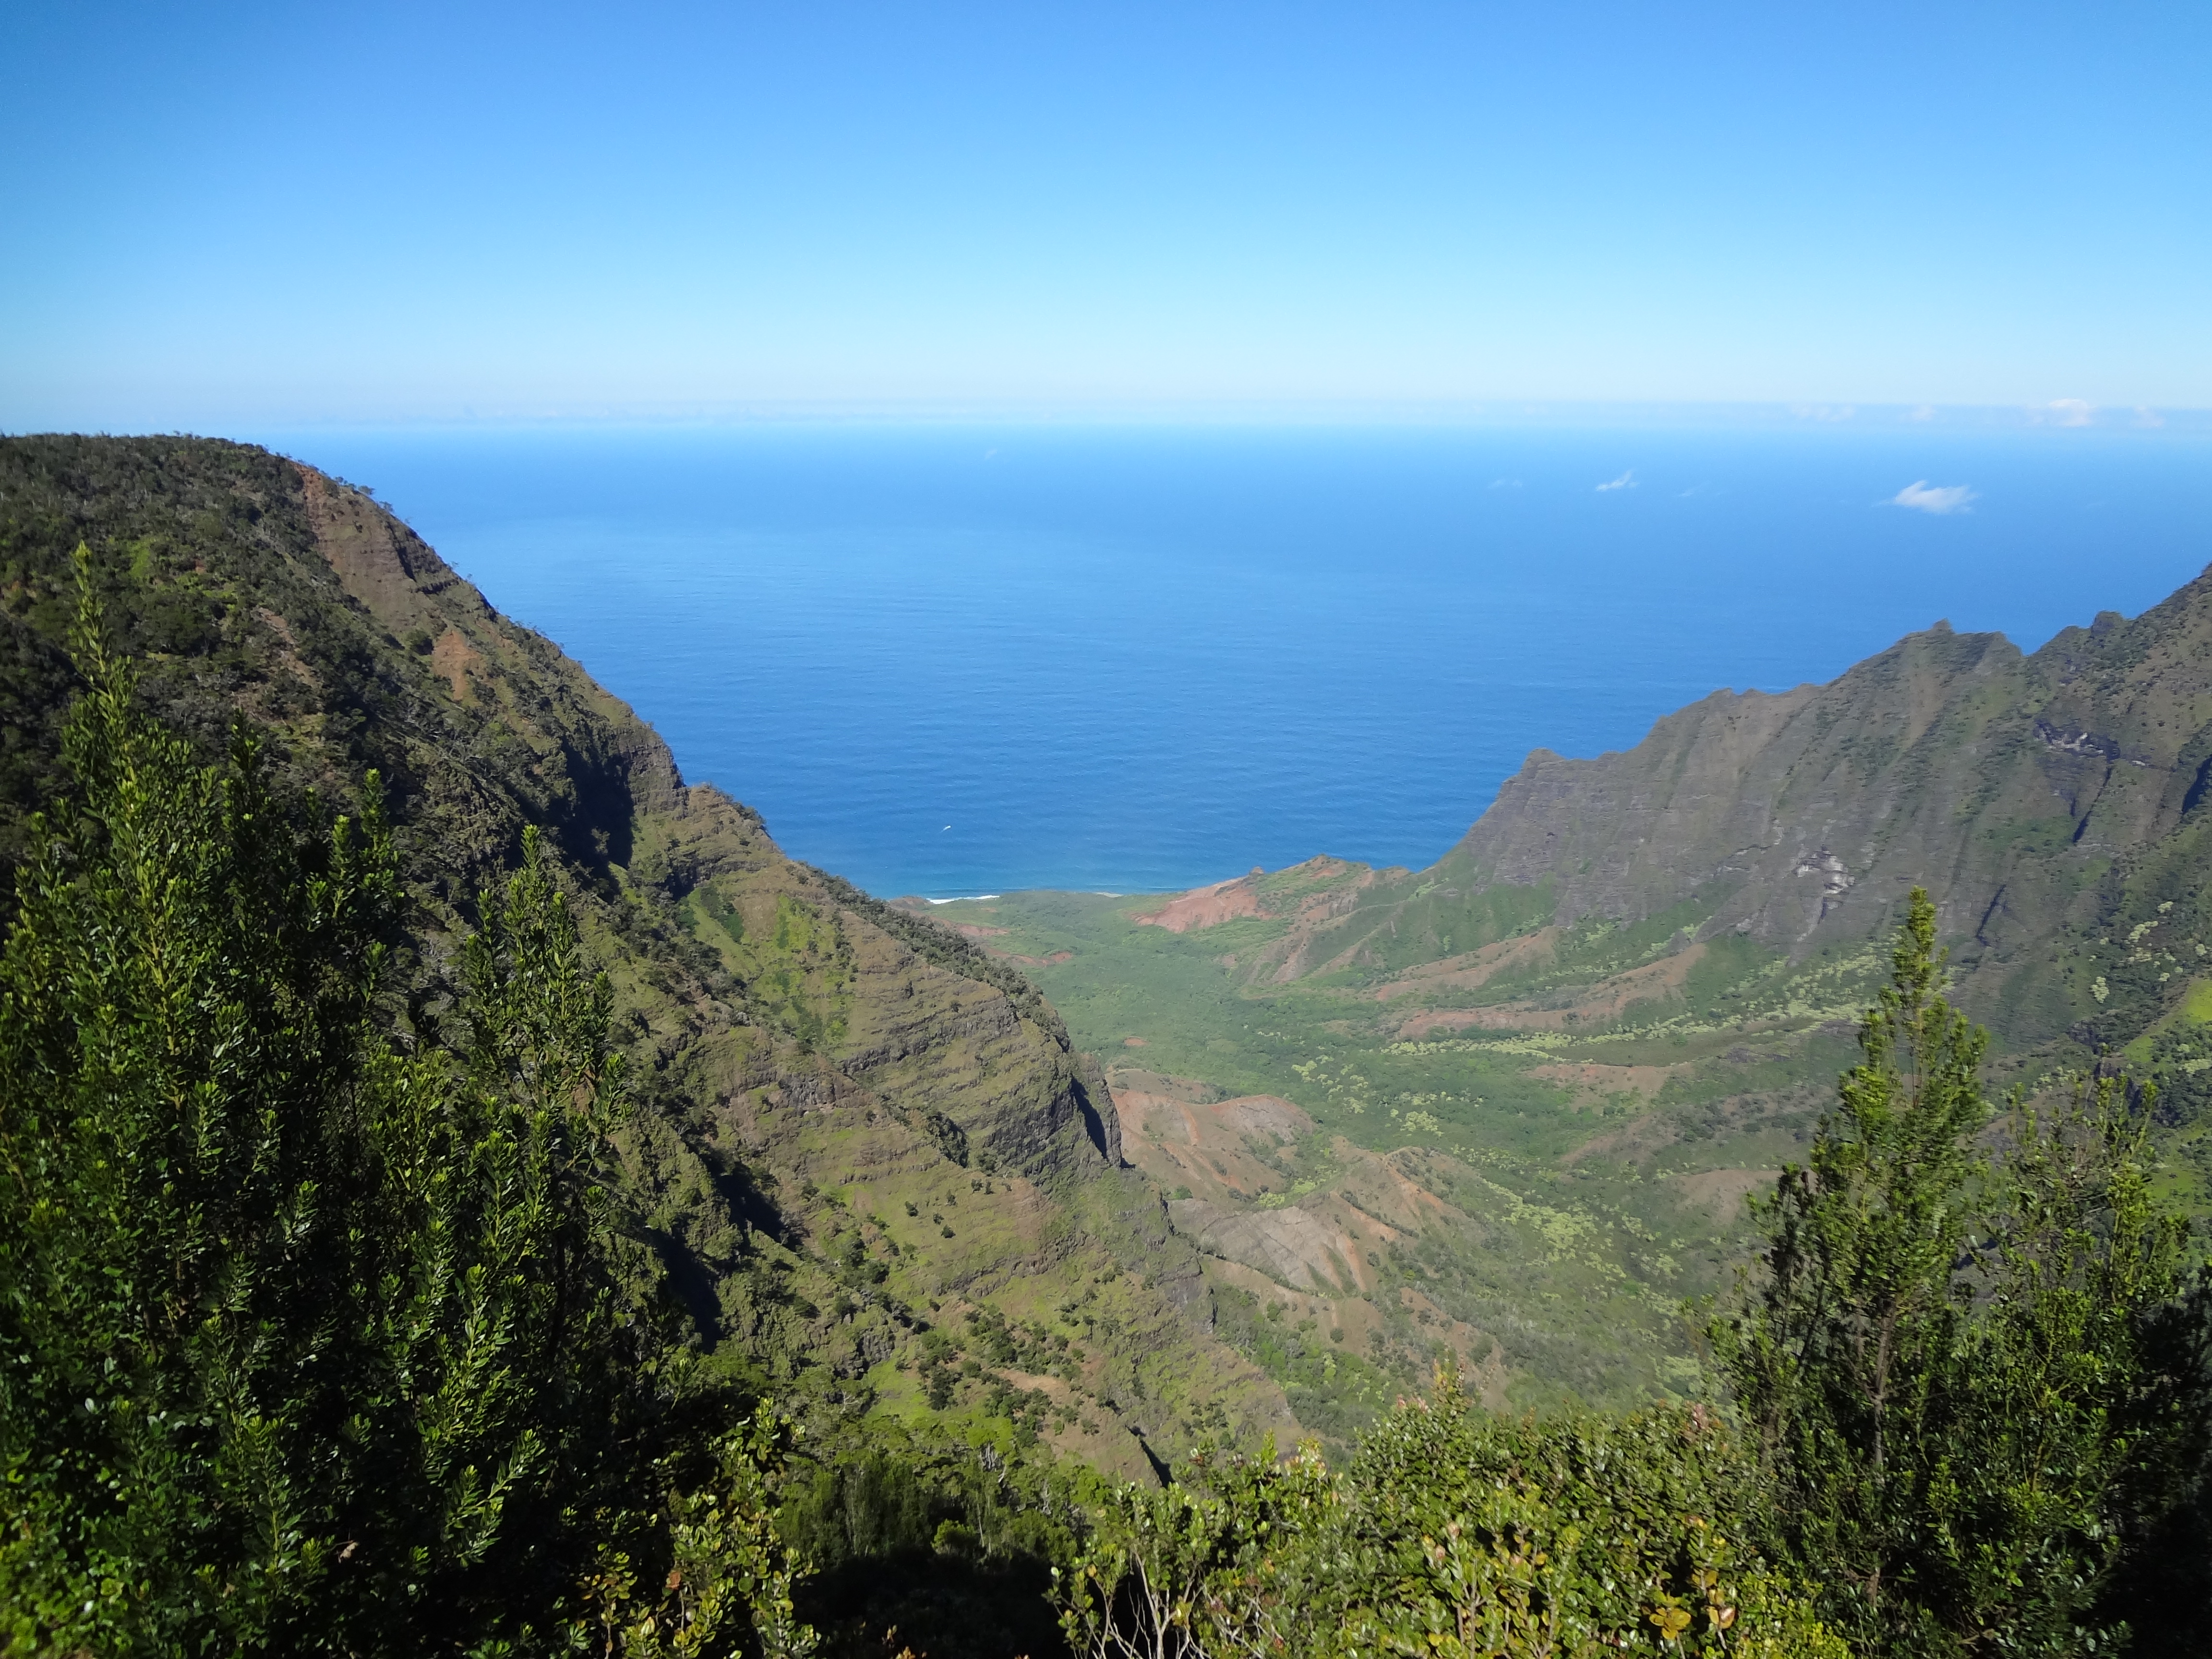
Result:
[1905, 404, 1936, 422]
[1888, 480, 1977, 515]
[2035, 397, 2094, 427]
[1791, 404, 1857, 422]
[2135, 406, 2166, 429]
[1489, 476, 1522, 489]
[1595, 469, 1636, 493]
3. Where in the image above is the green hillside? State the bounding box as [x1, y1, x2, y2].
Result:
[914, 565, 2212, 1431]
[0, 436, 1294, 1650]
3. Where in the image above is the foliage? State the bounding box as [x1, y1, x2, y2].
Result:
[577, 1413, 818, 1659]
[1328, 1381, 1841, 1659]
[1056, 1433, 1335, 1659]
[778, 1421, 1100, 1659]
[1709, 888, 1989, 1647]
[1712, 888, 2201, 1657]
[1058, 1367, 1841, 1659]
[0, 565, 805, 1656]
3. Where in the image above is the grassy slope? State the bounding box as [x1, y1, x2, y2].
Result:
[910, 885, 1813, 1421]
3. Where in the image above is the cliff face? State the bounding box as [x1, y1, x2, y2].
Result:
[1151, 569, 2212, 1062]
[1444, 572, 2212, 1043]
[0, 434, 1293, 1470]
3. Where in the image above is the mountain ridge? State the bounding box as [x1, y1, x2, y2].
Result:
[1124, 565, 2212, 1065]
[0, 433, 1297, 1482]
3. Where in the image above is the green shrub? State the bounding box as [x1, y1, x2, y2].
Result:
[0, 562, 809, 1657]
[1058, 1367, 1842, 1659]
[1712, 888, 2203, 1657]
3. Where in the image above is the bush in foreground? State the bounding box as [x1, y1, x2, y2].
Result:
[1058, 1368, 1843, 1659]
[0, 562, 809, 1657]
[1713, 890, 2206, 1657]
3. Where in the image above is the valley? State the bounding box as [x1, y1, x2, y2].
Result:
[7, 433, 2211, 1654]
[12, 437, 2208, 1453]
[907, 573, 2212, 1431]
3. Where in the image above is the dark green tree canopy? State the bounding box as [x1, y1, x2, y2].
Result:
[1714, 888, 2202, 1658]
[0, 563, 806, 1657]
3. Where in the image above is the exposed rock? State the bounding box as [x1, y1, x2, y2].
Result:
[1132, 874, 1274, 931]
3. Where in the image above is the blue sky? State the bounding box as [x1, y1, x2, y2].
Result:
[4, 1, 2208, 427]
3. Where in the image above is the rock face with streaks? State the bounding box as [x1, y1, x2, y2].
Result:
[1442, 578, 2212, 1043]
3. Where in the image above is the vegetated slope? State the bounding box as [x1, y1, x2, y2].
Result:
[1111, 572, 2212, 1118]
[909, 890, 1746, 1424]
[1207, 580, 2212, 1062]
[0, 435, 1293, 1481]
[920, 568, 2212, 1426]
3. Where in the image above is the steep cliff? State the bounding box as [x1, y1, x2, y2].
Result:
[1139, 570, 2212, 1060]
[1446, 579, 2212, 1041]
[0, 434, 1294, 1472]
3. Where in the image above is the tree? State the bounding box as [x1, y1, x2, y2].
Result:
[1942, 1080, 2197, 1654]
[0, 557, 409, 1652]
[0, 556, 809, 1657]
[1713, 887, 2200, 1657]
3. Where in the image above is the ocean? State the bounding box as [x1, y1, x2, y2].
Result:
[252, 421, 2212, 899]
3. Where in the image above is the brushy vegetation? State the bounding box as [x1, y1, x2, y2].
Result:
[1057, 1384, 1845, 1659]
[1713, 891, 2210, 1657]
[0, 565, 813, 1656]
[7, 544, 2212, 1656]
[1052, 893, 2212, 1659]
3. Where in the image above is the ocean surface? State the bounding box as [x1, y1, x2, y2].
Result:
[252, 421, 2212, 899]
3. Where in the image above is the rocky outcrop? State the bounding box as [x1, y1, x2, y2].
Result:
[1451, 575, 2212, 965]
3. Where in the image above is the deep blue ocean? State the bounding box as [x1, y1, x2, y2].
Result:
[251, 422, 2212, 899]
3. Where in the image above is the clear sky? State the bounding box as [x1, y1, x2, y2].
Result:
[4, 1, 2208, 428]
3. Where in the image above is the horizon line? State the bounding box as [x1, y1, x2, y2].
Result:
[13, 396, 2212, 438]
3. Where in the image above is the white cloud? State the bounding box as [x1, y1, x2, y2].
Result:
[1489, 476, 1522, 489]
[1888, 480, 1977, 515]
[2135, 406, 2166, 429]
[2035, 397, 2094, 426]
[1905, 404, 1935, 422]
[1595, 469, 1636, 492]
